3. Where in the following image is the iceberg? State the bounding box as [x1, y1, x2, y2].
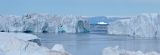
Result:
[108, 13, 160, 38]
[0, 32, 71, 55]
[103, 46, 160, 55]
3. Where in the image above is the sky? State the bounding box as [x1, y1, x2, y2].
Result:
[0, 0, 160, 16]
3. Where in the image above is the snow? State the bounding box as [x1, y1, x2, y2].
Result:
[103, 46, 160, 55]
[108, 13, 160, 38]
[0, 32, 71, 55]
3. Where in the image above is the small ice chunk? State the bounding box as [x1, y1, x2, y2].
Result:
[52, 44, 65, 52]
[51, 44, 71, 55]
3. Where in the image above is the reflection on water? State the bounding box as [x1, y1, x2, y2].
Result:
[33, 33, 160, 55]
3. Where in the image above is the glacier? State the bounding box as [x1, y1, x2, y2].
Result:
[0, 32, 71, 55]
[108, 13, 160, 38]
[103, 46, 160, 55]
[0, 13, 129, 33]
[0, 13, 90, 33]
[1, 13, 160, 38]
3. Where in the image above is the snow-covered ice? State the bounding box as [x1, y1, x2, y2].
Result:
[0, 32, 71, 55]
[103, 46, 160, 55]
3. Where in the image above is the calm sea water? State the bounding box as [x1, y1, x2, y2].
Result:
[33, 33, 160, 55]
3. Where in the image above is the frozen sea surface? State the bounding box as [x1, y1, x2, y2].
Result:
[33, 33, 160, 55]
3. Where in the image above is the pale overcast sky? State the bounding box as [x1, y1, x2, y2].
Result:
[0, 0, 160, 16]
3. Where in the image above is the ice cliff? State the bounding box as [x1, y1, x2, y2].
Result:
[108, 13, 160, 38]
[1, 13, 160, 38]
[0, 13, 89, 33]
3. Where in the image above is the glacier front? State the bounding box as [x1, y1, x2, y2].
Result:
[0, 13, 90, 33]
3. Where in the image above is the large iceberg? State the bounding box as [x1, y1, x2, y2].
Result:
[0, 32, 71, 55]
[103, 46, 160, 55]
[108, 13, 160, 38]
[0, 13, 90, 33]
